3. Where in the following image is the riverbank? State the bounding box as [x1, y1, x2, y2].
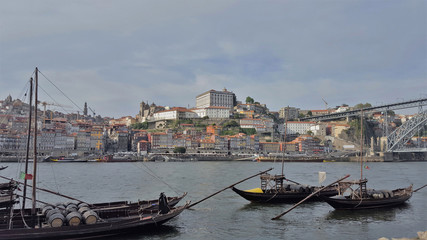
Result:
[2, 153, 426, 162]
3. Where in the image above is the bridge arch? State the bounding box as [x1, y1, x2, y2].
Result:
[387, 108, 427, 152]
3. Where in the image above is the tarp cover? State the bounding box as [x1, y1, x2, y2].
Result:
[244, 188, 264, 193]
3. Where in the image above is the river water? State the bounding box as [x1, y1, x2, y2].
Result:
[1, 161, 426, 240]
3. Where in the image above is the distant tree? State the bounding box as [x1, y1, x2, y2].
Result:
[239, 127, 256, 135]
[245, 96, 255, 104]
[202, 116, 209, 119]
[220, 129, 238, 136]
[233, 113, 244, 119]
[354, 103, 372, 109]
[306, 130, 313, 136]
[131, 121, 148, 129]
[298, 113, 305, 118]
[307, 111, 313, 116]
[224, 120, 239, 128]
[173, 147, 186, 154]
[387, 110, 395, 116]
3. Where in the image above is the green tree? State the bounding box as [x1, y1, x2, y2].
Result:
[173, 147, 186, 153]
[307, 111, 313, 116]
[354, 103, 372, 109]
[220, 129, 238, 136]
[233, 113, 244, 119]
[239, 127, 256, 135]
[131, 121, 148, 129]
[223, 120, 239, 128]
[245, 96, 254, 104]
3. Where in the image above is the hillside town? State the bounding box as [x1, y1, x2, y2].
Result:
[0, 89, 424, 161]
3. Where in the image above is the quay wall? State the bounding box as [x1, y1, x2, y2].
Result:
[383, 152, 427, 162]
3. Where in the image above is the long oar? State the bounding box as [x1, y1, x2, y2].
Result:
[15, 194, 64, 209]
[414, 184, 427, 192]
[187, 168, 273, 209]
[0, 175, 92, 206]
[272, 174, 350, 220]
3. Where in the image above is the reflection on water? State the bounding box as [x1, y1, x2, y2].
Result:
[325, 203, 411, 222]
[1, 161, 425, 240]
[109, 224, 180, 240]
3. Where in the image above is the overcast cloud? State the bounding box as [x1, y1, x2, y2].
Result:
[1, 0, 426, 118]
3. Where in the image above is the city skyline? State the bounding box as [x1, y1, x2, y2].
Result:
[1, 0, 426, 118]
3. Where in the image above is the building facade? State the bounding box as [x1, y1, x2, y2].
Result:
[279, 106, 299, 120]
[196, 89, 236, 109]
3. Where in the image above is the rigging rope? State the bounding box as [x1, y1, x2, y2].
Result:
[38, 84, 73, 115]
[132, 162, 181, 195]
[37, 70, 84, 112]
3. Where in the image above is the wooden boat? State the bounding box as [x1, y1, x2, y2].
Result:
[0, 181, 18, 208]
[44, 156, 88, 162]
[0, 195, 188, 240]
[232, 173, 338, 203]
[0, 68, 188, 239]
[321, 109, 413, 210]
[0, 166, 8, 171]
[233, 108, 338, 203]
[321, 179, 412, 210]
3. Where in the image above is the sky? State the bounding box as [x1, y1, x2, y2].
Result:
[0, 0, 426, 118]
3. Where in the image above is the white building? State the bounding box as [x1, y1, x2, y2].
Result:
[196, 88, 236, 109]
[240, 118, 274, 133]
[286, 121, 316, 135]
[192, 106, 230, 119]
[152, 108, 198, 121]
[309, 124, 327, 136]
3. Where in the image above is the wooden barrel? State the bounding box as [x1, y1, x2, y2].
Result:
[66, 211, 82, 226]
[78, 202, 89, 208]
[48, 213, 65, 227]
[66, 205, 78, 214]
[46, 209, 62, 219]
[78, 206, 91, 215]
[83, 210, 98, 225]
[42, 205, 54, 216]
[55, 203, 66, 209]
[66, 203, 77, 209]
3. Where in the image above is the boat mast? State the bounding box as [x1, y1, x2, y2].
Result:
[360, 109, 364, 180]
[281, 106, 289, 176]
[32, 68, 38, 222]
[22, 77, 33, 210]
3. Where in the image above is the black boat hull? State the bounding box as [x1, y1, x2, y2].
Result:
[321, 186, 413, 210]
[0, 204, 188, 240]
[232, 187, 338, 203]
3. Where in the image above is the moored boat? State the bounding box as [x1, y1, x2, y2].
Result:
[232, 173, 338, 203]
[321, 109, 413, 210]
[0, 68, 188, 239]
[0, 194, 188, 240]
[233, 108, 338, 204]
[321, 179, 412, 210]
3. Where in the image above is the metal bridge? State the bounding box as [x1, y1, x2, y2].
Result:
[299, 98, 427, 154]
[300, 98, 427, 122]
[387, 107, 427, 152]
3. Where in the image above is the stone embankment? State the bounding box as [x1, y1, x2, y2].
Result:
[378, 231, 427, 240]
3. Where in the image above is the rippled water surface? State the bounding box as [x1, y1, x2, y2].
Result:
[2, 161, 426, 240]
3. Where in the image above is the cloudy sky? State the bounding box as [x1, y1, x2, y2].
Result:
[1, 0, 425, 118]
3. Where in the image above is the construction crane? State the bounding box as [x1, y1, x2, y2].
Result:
[322, 97, 329, 113]
[39, 101, 71, 127]
[88, 106, 96, 117]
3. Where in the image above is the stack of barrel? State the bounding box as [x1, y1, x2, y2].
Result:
[41, 202, 99, 227]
